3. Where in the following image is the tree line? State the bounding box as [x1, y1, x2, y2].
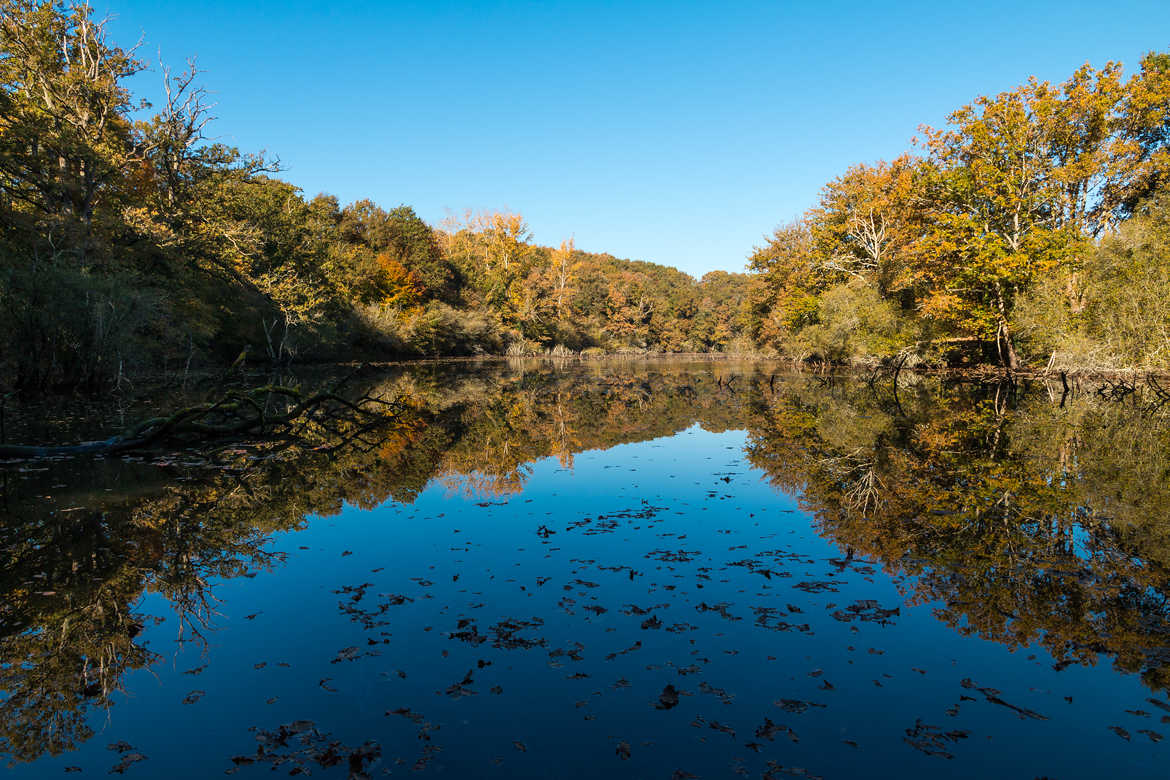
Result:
[747, 52, 1170, 370]
[3, 2, 1169, 395]
[0, 1, 751, 393]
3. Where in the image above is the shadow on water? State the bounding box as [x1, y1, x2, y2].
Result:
[2, 359, 1169, 777]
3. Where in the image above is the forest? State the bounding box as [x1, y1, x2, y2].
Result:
[0, 1, 751, 394]
[1, 1, 1169, 395]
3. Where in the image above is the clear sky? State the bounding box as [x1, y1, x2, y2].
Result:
[101, 0, 1170, 277]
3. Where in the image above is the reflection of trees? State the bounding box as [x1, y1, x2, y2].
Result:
[0, 509, 158, 763]
[0, 472, 305, 765]
[10, 362, 1166, 764]
[745, 377, 1170, 693]
[365, 363, 754, 503]
[0, 361, 755, 764]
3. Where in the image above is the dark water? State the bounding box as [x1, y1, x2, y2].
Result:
[2, 360, 1169, 778]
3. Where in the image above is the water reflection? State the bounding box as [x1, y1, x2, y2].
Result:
[746, 377, 1170, 691]
[2, 360, 1169, 773]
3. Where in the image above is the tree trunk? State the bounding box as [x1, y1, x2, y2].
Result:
[993, 282, 1020, 370]
[997, 318, 1020, 370]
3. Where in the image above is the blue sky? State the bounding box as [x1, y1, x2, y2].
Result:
[102, 0, 1170, 276]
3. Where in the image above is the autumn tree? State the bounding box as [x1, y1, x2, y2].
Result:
[338, 201, 453, 301]
[605, 269, 655, 345]
[747, 220, 823, 351]
[1106, 51, 1170, 219]
[0, 0, 148, 266]
[550, 237, 576, 318]
[810, 155, 922, 297]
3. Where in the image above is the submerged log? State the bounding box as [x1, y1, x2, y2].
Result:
[0, 381, 397, 459]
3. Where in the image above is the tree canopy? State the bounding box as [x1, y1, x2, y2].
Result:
[748, 54, 1170, 370]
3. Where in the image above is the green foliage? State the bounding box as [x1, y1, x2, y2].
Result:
[792, 280, 914, 364]
[339, 201, 455, 302]
[0, 265, 164, 389]
[1017, 186, 1170, 369]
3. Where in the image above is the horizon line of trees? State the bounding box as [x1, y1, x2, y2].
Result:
[3, 1, 1170, 395]
[0, 1, 751, 394]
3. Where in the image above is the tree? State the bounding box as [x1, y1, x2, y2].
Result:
[746, 219, 822, 351]
[338, 201, 452, 301]
[440, 209, 533, 313]
[810, 154, 922, 297]
[909, 75, 1104, 367]
[1106, 51, 1170, 218]
[0, 0, 147, 266]
[605, 269, 655, 345]
[550, 237, 575, 318]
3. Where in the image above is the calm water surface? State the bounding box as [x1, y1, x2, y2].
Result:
[2, 361, 1169, 778]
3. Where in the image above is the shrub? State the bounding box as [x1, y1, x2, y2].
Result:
[355, 301, 506, 357]
[793, 280, 913, 364]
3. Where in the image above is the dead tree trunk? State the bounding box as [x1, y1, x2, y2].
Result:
[0, 379, 397, 459]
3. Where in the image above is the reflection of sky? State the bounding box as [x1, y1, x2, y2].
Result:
[13, 426, 1168, 778]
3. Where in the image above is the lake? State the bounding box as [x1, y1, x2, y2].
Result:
[2, 359, 1169, 778]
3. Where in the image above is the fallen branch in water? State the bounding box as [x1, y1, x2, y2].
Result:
[0, 380, 398, 459]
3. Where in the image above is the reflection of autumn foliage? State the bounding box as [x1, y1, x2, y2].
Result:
[375, 426, 418, 463]
[9, 362, 1170, 765]
[0, 510, 159, 764]
[746, 378, 1170, 692]
[389, 364, 751, 501]
[0, 362, 754, 763]
[0, 384, 415, 764]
